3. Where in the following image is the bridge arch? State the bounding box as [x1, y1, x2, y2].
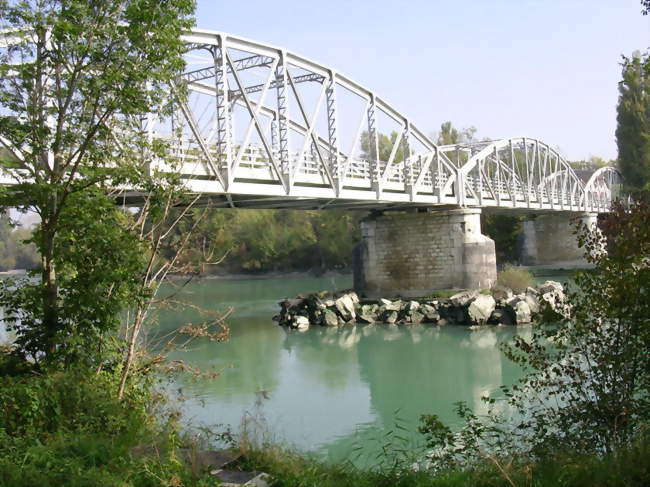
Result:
[153, 29, 462, 208]
[0, 27, 620, 213]
[580, 166, 622, 212]
[440, 137, 586, 211]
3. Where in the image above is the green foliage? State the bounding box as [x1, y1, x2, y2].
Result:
[0, 191, 148, 365]
[435, 121, 477, 146]
[616, 51, 650, 194]
[171, 208, 363, 274]
[420, 198, 650, 470]
[0, 354, 215, 486]
[360, 130, 408, 163]
[0, 0, 196, 367]
[495, 264, 533, 293]
[481, 213, 523, 264]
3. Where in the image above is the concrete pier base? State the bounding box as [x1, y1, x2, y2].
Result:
[519, 213, 598, 267]
[353, 209, 497, 298]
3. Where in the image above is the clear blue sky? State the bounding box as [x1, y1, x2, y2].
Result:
[195, 0, 649, 161]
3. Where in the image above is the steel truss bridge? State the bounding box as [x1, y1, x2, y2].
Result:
[2, 29, 622, 213]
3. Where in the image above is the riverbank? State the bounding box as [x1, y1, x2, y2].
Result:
[2, 353, 647, 487]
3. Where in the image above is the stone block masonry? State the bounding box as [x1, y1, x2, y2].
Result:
[353, 209, 497, 298]
[519, 213, 598, 267]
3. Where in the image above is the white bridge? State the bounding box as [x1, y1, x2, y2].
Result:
[149, 29, 620, 213]
[0, 28, 621, 213]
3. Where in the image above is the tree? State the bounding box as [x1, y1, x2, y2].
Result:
[360, 130, 407, 163]
[421, 199, 650, 465]
[615, 52, 650, 194]
[435, 121, 477, 146]
[642, 0, 650, 15]
[0, 0, 195, 365]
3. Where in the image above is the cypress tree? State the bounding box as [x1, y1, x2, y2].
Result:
[615, 52, 650, 193]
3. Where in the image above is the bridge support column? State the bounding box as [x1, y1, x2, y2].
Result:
[519, 213, 598, 267]
[353, 209, 497, 298]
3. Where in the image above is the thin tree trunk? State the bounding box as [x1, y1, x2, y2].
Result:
[41, 215, 59, 358]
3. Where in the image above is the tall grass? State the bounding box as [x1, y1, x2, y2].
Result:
[495, 265, 534, 293]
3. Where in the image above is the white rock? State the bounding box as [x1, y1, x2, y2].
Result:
[335, 294, 356, 321]
[292, 315, 310, 330]
[467, 294, 496, 325]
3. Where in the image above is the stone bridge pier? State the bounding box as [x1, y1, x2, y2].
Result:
[518, 213, 598, 267]
[353, 209, 497, 298]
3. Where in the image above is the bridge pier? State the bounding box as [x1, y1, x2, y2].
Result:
[353, 209, 497, 298]
[519, 213, 598, 267]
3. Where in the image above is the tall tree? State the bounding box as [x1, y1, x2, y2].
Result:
[0, 0, 195, 365]
[615, 52, 650, 194]
[435, 121, 477, 146]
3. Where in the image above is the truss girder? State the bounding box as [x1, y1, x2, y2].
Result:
[438, 137, 618, 212]
[0, 27, 619, 213]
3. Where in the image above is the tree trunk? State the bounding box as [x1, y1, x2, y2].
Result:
[40, 216, 59, 358]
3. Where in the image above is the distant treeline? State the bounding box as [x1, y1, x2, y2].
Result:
[162, 208, 364, 274]
[162, 208, 524, 275]
[0, 208, 549, 274]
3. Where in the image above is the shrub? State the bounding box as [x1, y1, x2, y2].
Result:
[495, 265, 533, 293]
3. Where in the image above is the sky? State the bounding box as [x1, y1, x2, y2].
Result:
[195, 0, 649, 162]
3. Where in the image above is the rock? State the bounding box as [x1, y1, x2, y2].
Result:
[536, 280, 564, 296]
[384, 299, 403, 312]
[405, 300, 420, 312]
[335, 294, 356, 321]
[506, 298, 532, 325]
[524, 294, 540, 314]
[410, 311, 424, 324]
[348, 291, 360, 304]
[382, 310, 398, 324]
[450, 290, 479, 307]
[291, 315, 310, 330]
[379, 298, 392, 306]
[420, 304, 440, 322]
[467, 294, 496, 325]
[212, 470, 272, 486]
[491, 285, 513, 301]
[357, 314, 375, 324]
[322, 309, 339, 326]
[526, 286, 539, 296]
[488, 308, 514, 326]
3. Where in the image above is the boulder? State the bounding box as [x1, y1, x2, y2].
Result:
[525, 286, 539, 296]
[405, 300, 420, 312]
[410, 311, 424, 324]
[523, 294, 540, 314]
[536, 280, 564, 296]
[491, 285, 513, 301]
[335, 294, 356, 321]
[450, 290, 479, 307]
[382, 310, 398, 324]
[322, 309, 339, 327]
[384, 299, 403, 312]
[488, 308, 514, 326]
[506, 298, 532, 325]
[467, 294, 496, 325]
[291, 315, 310, 330]
[420, 304, 440, 322]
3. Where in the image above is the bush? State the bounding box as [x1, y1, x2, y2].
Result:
[495, 265, 533, 293]
[0, 354, 214, 486]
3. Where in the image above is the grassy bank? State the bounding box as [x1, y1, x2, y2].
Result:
[1, 349, 648, 486]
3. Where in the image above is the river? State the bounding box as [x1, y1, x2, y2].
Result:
[154, 274, 534, 465]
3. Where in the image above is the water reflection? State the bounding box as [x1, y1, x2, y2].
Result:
[156, 277, 525, 464]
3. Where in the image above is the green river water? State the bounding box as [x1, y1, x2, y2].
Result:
[154, 275, 536, 465]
